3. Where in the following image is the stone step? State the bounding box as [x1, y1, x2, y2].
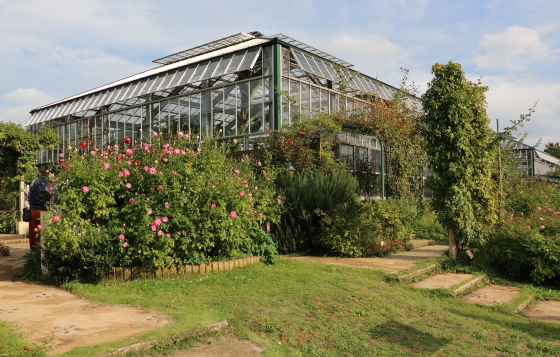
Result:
[0, 234, 27, 242]
[406, 239, 433, 249]
[0, 239, 29, 244]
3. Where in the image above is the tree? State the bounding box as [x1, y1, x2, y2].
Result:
[0, 121, 58, 210]
[544, 142, 560, 159]
[420, 62, 497, 257]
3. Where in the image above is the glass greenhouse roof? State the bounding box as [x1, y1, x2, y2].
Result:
[27, 32, 421, 126]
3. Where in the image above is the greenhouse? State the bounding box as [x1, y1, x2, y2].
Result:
[27, 31, 421, 179]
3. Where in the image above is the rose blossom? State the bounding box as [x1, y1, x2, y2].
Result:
[149, 167, 157, 174]
[118, 235, 125, 240]
[158, 185, 164, 190]
[53, 215, 61, 221]
[129, 198, 135, 204]
[210, 204, 216, 209]
[118, 172, 124, 178]
[162, 216, 168, 222]
[82, 186, 89, 193]
[230, 211, 237, 217]
[124, 169, 130, 176]
[155, 218, 162, 226]
[126, 183, 132, 188]
[158, 230, 163, 236]
[123, 242, 129, 247]
[239, 191, 245, 196]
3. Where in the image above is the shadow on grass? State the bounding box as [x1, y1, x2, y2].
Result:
[370, 320, 449, 354]
[446, 308, 560, 342]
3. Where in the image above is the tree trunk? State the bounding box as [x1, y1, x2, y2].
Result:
[448, 226, 457, 258]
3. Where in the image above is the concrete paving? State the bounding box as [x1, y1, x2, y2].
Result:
[285, 244, 447, 274]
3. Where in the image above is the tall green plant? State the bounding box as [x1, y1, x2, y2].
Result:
[273, 169, 359, 253]
[420, 62, 497, 257]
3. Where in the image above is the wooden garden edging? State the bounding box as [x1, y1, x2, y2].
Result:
[106, 256, 261, 281]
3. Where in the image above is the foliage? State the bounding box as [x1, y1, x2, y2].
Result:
[544, 141, 560, 159]
[245, 228, 278, 264]
[420, 62, 497, 250]
[264, 112, 344, 173]
[317, 199, 411, 257]
[40, 133, 282, 283]
[330, 69, 428, 200]
[0, 121, 58, 210]
[0, 211, 16, 234]
[272, 169, 359, 253]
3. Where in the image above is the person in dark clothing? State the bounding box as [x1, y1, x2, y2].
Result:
[28, 172, 50, 250]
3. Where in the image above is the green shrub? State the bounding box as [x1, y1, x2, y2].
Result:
[272, 169, 359, 253]
[316, 200, 411, 257]
[39, 135, 282, 283]
[0, 211, 15, 234]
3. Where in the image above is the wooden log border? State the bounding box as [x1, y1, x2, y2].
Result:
[106, 256, 261, 281]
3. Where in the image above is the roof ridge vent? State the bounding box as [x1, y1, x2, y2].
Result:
[153, 32, 257, 65]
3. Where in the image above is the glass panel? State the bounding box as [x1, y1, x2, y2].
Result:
[320, 89, 329, 112]
[362, 78, 375, 93]
[282, 77, 290, 127]
[179, 96, 189, 134]
[281, 47, 290, 76]
[262, 46, 273, 76]
[289, 80, 300, 116]
[167, 67, 188, 88]
[127, 78, 147, 99]
[301, 83, 310, 117]
[156, 70, 176, 92]
[168, 98, 180, 135]
[304, 54, 323, 77]
[190, 93, 201, 136]
[200, 90, 211, 136]
[211, 88, 224, 136]
[238, 47, 260, 71]
[140, 105, 150, 141]
[145, 76, 163, 95]
[223, 85, 236, 137]
[316, 60, 333, 81]
[354, 75, 368, 92]
[225, 51, 245, 74]
[250, 79, 263, 133]
[136, 77, 155, 97]
[264, 77, 272, 131]
[151, 102, 161, 134]
[293, 50, 312, 73]
[329, 93, 339, 112]
[311, 86, 320, 113]
[213, 54, 233, 77]
[200, 58, 221, 81]
[237, 82, 250, 135]
[190, 62, 208, 83]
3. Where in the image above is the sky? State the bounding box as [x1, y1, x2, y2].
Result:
[1, 0, 559, 149]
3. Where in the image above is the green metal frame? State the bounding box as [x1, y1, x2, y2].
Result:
[272, 43, 282, 131]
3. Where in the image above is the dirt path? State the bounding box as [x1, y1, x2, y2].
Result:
[0, 243, 172, 355]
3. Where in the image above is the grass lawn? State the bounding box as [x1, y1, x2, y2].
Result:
[2, 257, 560, 356]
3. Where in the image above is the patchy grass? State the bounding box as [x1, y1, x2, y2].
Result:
[2, 257, 560, 356]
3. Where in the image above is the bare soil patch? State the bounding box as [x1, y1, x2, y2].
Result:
[168, 337, 264, 357]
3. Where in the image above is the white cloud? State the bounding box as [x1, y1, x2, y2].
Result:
[1, 88, 56, 125]
[474, 26, 552, 71]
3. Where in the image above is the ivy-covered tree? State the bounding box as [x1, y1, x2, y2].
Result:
[0, 121, 58, 210]
[420, 62, 497, 257]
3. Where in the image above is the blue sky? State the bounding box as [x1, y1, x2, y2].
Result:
[1, 0, 559, 148]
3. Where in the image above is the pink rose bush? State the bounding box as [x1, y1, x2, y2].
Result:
[40, 135, 283, 282]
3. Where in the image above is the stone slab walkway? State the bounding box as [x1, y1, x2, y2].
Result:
[524, 301, 560, 323]
[460, 285, 521, 306]
[409, 273, 474, 289]
[285, 244, 447, 274]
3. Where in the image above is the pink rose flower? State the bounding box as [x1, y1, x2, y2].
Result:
[152, 131, 159, 137]
[149, 167, 157, 174]
[210, 204, 216, 209]
[233, 169, 240, 174]
[147, 209, 152, 215]
[239, 191, 245, 196]
[118, 235, 125, 240]
[277, 199, 282, 204]
[53, 215, 61, 221]
[172, 170, 177, 175]
[158, 230, 163, 236]
[154, 218, 162, 226]
[104, 163, 110, 169]
[259, 213, 263, 218]
[151, 225, 157, 231]
[126, 183, 132, 188]
[166, 233, 171, 238]
[162, 216, 168, 222]
[230, 211, 237, 217]
[124, 169, 130, 176]
[174, 149, 181, 154]
[158, 185, 164, 190]
[258, 161, 262, 166]
[126, 148, 133, 154]
[36, 224, 42, 231]
[129, 198, 135, 204]
[143, 166, 149, 171]
[540, 225, 545, 229]
[123, 242, 129, 247]
[82, 186, 89, 193]
[118, 172, 124, 177]
[163, 158, 168, 162]
[127, 161, 132, 165]
[254, 186, 258, 190]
